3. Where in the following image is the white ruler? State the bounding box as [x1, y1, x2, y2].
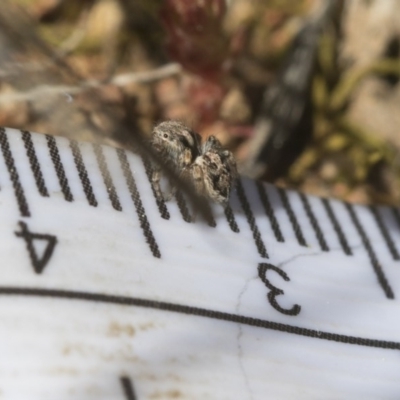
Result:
[0, 127, 399, 399]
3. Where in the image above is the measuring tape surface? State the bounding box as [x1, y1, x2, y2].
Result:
[0, 127, 399, 399]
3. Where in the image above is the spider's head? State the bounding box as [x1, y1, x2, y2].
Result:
[151, 121, 201, 161]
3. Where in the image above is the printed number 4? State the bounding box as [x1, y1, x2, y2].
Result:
[258, 263, 301, 316]
[15, 221, 57, 274]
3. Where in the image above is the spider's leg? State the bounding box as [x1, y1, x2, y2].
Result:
[163, 183, 176, 202]
[151, 167, 165, 201]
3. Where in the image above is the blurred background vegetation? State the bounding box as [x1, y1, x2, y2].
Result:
[0, 0, 400, 205]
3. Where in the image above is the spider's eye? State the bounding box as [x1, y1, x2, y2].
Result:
[163, 133, 169, 139]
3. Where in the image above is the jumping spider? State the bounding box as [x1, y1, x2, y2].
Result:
[150, 121, 237, 204]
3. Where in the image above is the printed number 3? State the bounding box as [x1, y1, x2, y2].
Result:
[258, 263, 301, 316]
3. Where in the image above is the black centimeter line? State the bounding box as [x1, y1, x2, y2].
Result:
[117, 148, 161, 258]
[236, 180, 268, 258]
[278, 188, 307, 247]
[141, 155, 170, 220]
[70, 140, 98, 207]
[0, 128, 30, 217]
[0, 286, 399, 350]
[299, 193, 329, 252]
[321, 198, 352, 255]
[93, 143, 122, 212]
[345, 203, 394, 299]
[369, 205, 400, 261]
[256, 182, 284, 242]
[20, 130, 49, 197]
[46, 135, 74, 202]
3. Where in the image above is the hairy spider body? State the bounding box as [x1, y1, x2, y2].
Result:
[190, 136, 237, 204]
[150, 120, 201, 200]
[150, 121, 237, 204]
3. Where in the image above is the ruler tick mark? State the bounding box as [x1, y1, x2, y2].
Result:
[0, 128, 30, 217]
[141, 155, 170, 219]
[117, 148, 161, 258]
[175, 188, 193, 223]
[321, 198, 352, 255]
[20, 130, 49, 197]
[278, 188, 307, 247]
[197, 198, 217, 228]
[300, 193, 329, 251]
[224, 203, 240, 233]
[46, 135, 74, 202]
[346, 203, 394, 299]
[70, 140, 98, 207]
[120, 376, 137, 400]
[174, 189, 217, 228]
[93, 143, 122, 211]
[236, 179, 268, 258]
[369, 205, 400, 260]
[256, 182, 284, 242]
[391, 207, 400, 229]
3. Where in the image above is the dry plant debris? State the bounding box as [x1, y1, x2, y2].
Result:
[0, 0, 399, 205]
